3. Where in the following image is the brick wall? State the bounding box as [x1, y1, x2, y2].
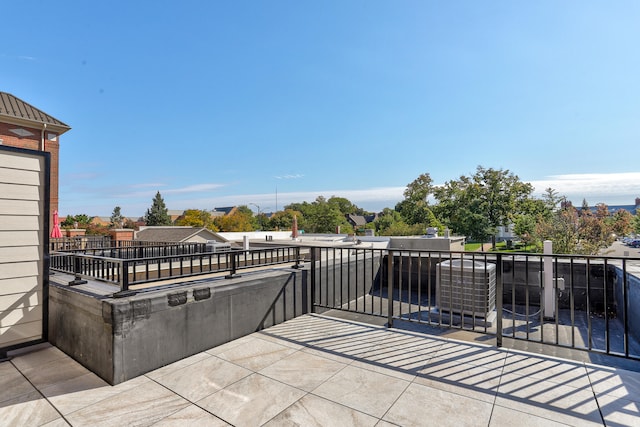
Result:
[0, 122, 61, 216]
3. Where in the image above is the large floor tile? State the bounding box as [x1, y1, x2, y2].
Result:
[145, 351, 211, 381]
[307, 334, 381, 359]
[0, 390, 61, 426]
[383, 382, 493, 427]
[197, 373, 306, 427]
[253, 330, 308, 350]
[301, 339, 362, 363]
[597, 393, 640, 426]
[587, 364, 640, 402]
[312, 364, 410, 418]
[428, 340, 507, 371]
[414, 361, 501, 403]
[39, 372, 150, 415]
[502, 351, 590, 388]
[10, 344, 69, 372]
[64, 379, 190, 427]
[153, 404, 231, 426]
[213, 336, 297, 371]
[349, 336, 438, 381]
[15, 352, 93, 390]
[41, 418, 72, 427]
[259, 350, 347, 391]
[0, 362, 37, 404]
[264, 394, 378, 426]
[205, 335, 255, 357]
[495, 373, 603, 426]
[489, 404, 572, 426]
[152, 355, 252, 402]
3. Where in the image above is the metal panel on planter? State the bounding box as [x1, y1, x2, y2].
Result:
[0, 146, 49, 356]
[436, 258, 496, 319]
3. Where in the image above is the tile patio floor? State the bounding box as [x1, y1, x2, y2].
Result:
[2, 313, 640, 426]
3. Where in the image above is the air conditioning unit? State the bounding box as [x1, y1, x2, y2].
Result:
[436, 259, 496, 319]
[205, 240, 231, 253]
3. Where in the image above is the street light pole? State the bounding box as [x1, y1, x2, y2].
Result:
[249, 203, 262, 230]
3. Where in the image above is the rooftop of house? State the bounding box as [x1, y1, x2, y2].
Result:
[0, 91, 71, 134]
[211, 206, 237, 217]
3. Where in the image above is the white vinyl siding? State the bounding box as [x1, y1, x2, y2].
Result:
[0, 149, 46, 348]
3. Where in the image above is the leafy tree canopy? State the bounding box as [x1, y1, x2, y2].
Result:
[176, 209, 217, 230]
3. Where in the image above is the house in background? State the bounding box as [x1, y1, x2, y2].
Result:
[211, 206, 237, 218]
[167, 210, 185, 223]
[346, 213, 378, 231]
[90, 217, 111, 227]
[0, 92, 71, 227]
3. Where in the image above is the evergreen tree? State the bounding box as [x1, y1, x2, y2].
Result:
[144, 191, 172, 226]
[110, 206, 124, 228]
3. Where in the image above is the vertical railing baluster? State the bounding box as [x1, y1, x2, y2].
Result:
[387, 250, 394, 327]
[623, 259, 629, 358]
[496, 253, 503, 348]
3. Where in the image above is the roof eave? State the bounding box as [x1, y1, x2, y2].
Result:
[0, 114, 71, 135]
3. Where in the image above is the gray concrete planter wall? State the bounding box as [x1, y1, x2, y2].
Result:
[49, 268, 310, 385]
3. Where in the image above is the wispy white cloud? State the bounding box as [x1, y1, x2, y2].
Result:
[164, 183, 225, 194]
[129, 182, 166, 189]
[529, 172, 640, 205]
[114, 183, 225, 199]
[275, 174, 304, 180]
[18, 55, 36, 61]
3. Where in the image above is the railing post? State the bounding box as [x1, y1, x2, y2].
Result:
[495, 253, 503, 348]
[293, 246, 304, 269]
[68, 254, 88, 286]
[225, 251, 241, 279]
[311, 247, 317, 313]
[121, 260, 129, 291]
[387, 250, 394, 328]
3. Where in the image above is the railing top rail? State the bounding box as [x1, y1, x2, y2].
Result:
[298, 244, 640, 262]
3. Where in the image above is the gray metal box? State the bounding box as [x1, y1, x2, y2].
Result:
[436, 259, 496, 319]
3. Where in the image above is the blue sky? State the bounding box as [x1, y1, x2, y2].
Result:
[3, 1, 639, 217]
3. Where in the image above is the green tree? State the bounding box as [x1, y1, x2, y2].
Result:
[288, 196, 350, 234]
[372, 208, 402, 235]
[533, 204, 614, 255]
[381, 221, 424, 236]
[213, 210, 253, 232]
[268, 208, 302, 231]
[611, 209, 634, 237]
[396, 173, 436, 225]
[433, 174, 492, 242]
[176, 209, 216, 230]
[541, 187, 564, 215]
[581, 198, 590, 216]
[110, 206, 124, 228]
[433, 166, 533, 247]
[633, 211, 640, 234]
[534, 206, 580, 254]
[513, 214, 537, 247]
[144, 191, 172, 226]
[327, 196, 366, 215]
[62, 214, 92, 228]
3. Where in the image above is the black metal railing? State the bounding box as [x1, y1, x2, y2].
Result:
[50, 236, 112, 251]
[309, 246, 640, 361]
[54, 242, 209, 259]
[50, 246, 305, 290]
[50, 241, 640, 360]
